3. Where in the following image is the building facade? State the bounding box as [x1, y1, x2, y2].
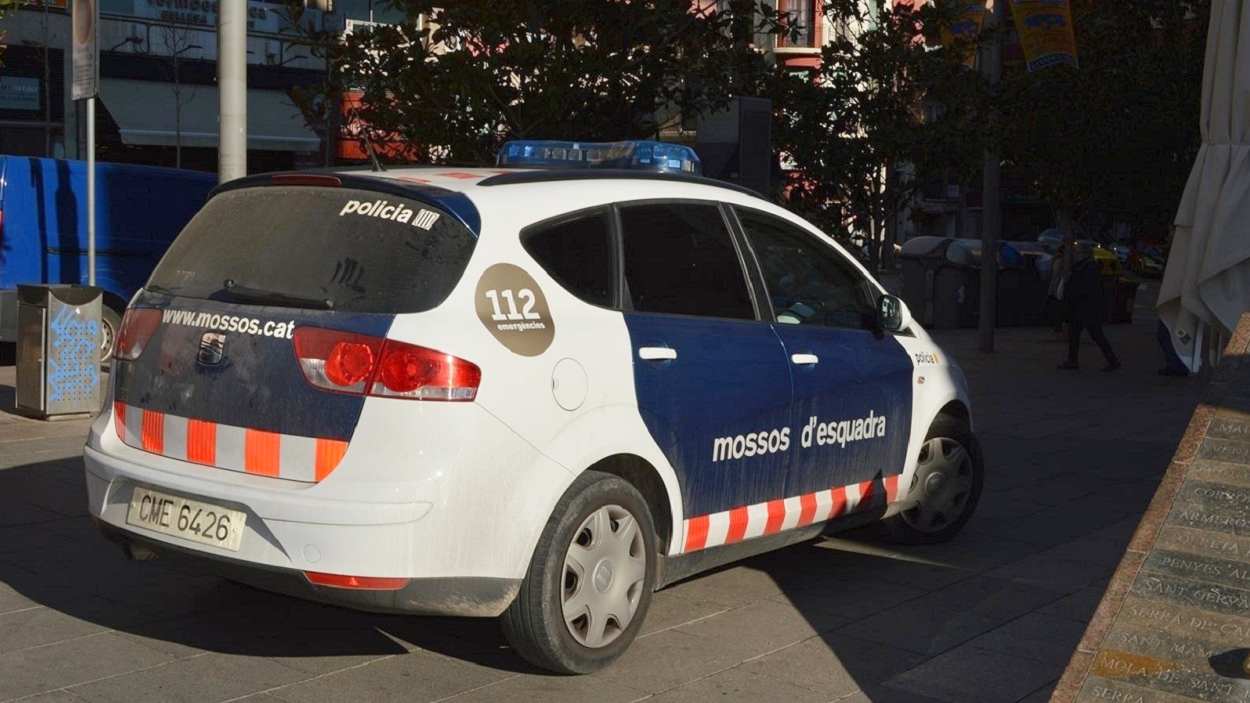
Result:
[0, 0, 403, 172]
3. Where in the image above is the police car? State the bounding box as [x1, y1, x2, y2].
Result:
[84, 143, 982, 674]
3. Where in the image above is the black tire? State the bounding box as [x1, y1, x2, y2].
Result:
[881, 414, 984, 545]
[501, 470, 658, 674]
[101, 305, 122, 365]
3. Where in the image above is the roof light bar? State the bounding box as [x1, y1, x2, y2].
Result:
[497, 140, 702, 175]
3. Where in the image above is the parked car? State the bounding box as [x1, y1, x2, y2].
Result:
[85, 167, 982, 673]
[0, 156, 215, 359]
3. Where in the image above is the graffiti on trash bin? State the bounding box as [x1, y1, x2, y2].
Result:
[47, 305, 99, 403]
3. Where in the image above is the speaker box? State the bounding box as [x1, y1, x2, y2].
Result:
[695, 96, 772, 195]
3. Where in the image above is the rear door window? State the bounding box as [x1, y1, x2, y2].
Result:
[522, 209, 614, 307]
[618, 202, 756, 320]
[147, 186, 476, 313]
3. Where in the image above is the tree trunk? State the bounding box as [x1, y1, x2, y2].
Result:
[883, 161, 898, 271]
[867, 194, 880, 274]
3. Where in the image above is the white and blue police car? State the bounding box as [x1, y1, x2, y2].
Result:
[84, 142, 982, 673]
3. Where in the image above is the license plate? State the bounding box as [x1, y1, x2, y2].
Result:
[126, 487, 246, 552]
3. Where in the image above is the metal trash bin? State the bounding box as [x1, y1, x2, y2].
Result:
[15, 284, 103, 419]
[899, 236, 952, 327]
[936, 239, 982, 329]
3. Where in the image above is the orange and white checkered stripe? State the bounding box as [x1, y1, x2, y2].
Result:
[681, 475, 906, 553]
[113, 402, 348, 483]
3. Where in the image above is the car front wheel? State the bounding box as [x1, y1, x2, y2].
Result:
[501, 471, 657, 674]
[882, 415, 984, 545]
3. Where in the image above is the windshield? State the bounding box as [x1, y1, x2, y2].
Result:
[147, 185, 476, 313]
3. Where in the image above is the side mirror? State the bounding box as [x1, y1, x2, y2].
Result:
[876, 294, 912, 334]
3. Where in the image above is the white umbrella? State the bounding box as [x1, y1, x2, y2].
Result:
[1158, 0, 1250, 372]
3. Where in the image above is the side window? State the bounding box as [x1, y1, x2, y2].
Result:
[522, 210, 614, 307]
[736, 208, 877, 329]
[619, 202, 756, 320]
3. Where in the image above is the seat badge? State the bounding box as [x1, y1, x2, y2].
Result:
[197, 332, 227, 366]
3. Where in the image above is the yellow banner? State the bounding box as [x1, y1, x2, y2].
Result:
[940, 0, 988, 66]
[1009, 0, 1078, 71]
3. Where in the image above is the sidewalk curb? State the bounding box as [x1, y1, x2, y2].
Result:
[1051, 314, 1250, 702]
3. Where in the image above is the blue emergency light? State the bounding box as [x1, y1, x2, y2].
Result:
[497, 140, 702, 175]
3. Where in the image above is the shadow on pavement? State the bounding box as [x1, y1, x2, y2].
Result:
[0, 309, 1204, 701]
[0, 452, 1037, 698]
[0, 380, 21, 420]
[0, 457, 540, 675]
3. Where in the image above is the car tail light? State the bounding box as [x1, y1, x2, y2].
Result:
[115, 308, 162, 361]
[292, 327, 480, 401]
[293, 327, 383, 394]
[304, 571, 408, 590]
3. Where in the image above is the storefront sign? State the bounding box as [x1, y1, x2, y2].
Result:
[1009, 0, 1078, 72]
[0, 77, 41, 111]
[134, 0, 298, 35]
[71, 0, 99, 100]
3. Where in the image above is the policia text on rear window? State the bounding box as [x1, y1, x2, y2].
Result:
[147, 186, 476, 314]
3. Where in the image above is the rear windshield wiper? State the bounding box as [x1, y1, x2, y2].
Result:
[211, 280, 334, 310]
[145, 283, 180, 296]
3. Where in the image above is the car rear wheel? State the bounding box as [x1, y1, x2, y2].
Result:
[881, 415, 983, 545]
[501, 471, 657, 674]
[100, 305, 122, 364]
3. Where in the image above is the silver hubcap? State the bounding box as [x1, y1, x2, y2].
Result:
[902, 437, 974, 533]
[100, 319, 116, 361]
[562, 504, 646, 649]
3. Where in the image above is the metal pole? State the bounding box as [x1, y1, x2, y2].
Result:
[218, 0, 247, 183]
[978, 0, 1005, 353]
[87, 96, 95, 286]
[42, 0, 51, 156]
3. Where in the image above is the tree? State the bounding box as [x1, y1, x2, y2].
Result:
[157, 24, 202, 169]
[0, 0, 18, 62]
[770, 0, 987, 269]
[995, 0, 1209, 240]
[334, 0, 782, 165]
[280, 0, 347, 167]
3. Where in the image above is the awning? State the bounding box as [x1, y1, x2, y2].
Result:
[1157, 0, 1250, 372]
[100, 78, 321, 153]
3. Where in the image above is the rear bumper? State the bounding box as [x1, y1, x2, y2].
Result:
[83, 391, 576, 614]
[94, 520, 519, 616]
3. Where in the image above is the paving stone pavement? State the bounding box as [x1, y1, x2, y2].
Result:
[0, 285, 1205, 703]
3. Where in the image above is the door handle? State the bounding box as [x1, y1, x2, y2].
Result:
[638, 346, 678, 361]
[791, 353, 819, 365]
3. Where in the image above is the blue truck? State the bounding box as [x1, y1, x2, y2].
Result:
[0, 156, 216, 359]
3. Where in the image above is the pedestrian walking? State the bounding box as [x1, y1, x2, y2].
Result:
[1058, 242, 1121, 371]
[1046, 243, 1070, 335]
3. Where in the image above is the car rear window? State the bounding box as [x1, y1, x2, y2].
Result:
[522, 209, 614, 307]
[147, 186, 476, 313]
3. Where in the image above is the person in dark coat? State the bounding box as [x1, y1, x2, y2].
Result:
[1058, 243, 1120, 371]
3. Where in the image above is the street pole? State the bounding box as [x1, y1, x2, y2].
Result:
[218, 0, 247, 183]
[978, 0, 1005, 353]
[174, 45, 181, 169]
[42, 0, 51, 156]
[87, 97, 95, 285]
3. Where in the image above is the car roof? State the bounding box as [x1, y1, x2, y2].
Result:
[345, 166, 767, 200]
[222, 166, 794, 241]
[321, 166, 782, 237]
